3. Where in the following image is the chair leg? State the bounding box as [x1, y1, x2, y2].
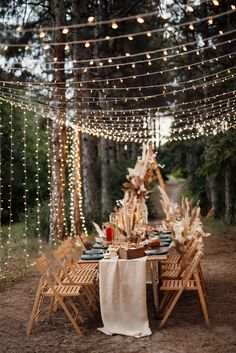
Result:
[194, 273, 210, 326]
[159, 291, 180, 328]
[159, 291, 173, 311]
[56, 294, 83, 335]
[198, 264, 208, 304]
[47, 296, 56, 321]
[79, 292, 94, 320]
[67, 297, 84, 323]
[27, 278, 44, 335]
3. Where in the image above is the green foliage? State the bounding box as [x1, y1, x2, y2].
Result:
[204, 219, 229, 234]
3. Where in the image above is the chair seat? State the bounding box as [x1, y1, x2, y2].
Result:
[161, 269, 180, 279]
[70, 267, 97, 276]
[76, 262, 98, 270]
[63, 274, 96, 285]
[160, 279, 197, 290]
[45, 284, 82, 296]
[162, 263, 181, 270]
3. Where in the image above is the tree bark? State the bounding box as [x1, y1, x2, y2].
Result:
[109, 141, 116, 169]
[49, 0, 67, 243]
[207, 176, 219, 217]
[72, 0, 97, 220]
[225, 167, 234, 225]
[100, 136, 110, 218]
[81, 133, 97, 214]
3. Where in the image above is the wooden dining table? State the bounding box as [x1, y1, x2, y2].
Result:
[78, 251, 168, 315]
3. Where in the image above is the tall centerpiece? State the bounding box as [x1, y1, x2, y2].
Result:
[113, 144, 161, 242]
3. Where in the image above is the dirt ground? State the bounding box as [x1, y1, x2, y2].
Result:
[0, 229, 236, 353]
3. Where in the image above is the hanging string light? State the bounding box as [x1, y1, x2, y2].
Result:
[6, 103, 14, 272]
[0, 102, 3, 277]
[35, 113, 42, 255]
[22, 110, 29, 268]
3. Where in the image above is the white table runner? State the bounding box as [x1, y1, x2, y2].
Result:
[98, 256, 152, 338]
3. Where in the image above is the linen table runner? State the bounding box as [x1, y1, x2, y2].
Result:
[98, 257, 152, 338]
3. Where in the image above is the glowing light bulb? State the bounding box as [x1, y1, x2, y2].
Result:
[161, 12, 168, 19]
[128, 36, 133, 40]
[43, 44, 50, 50]
[208, 18, 213, 24]
[186, 4, 194, 12]
[85, 42, 90, 48]
[163, 49, 168, 55]
[111, 22, 118, 29]
[3, 45, 8, 51]
[137, 17, 144, 23]
[65, 44, 70, 50]
[189, 24, 194, 30]
[105, 36, 111, 40]
[16, 26, 22, 32]
[108, 58, 112, 63]
[212, 0, 219, 5]
[88, 16, 95, 23]
[62, 28, 69, 34]
[146, 31, 152, 37]
[39, 31, 46, 38]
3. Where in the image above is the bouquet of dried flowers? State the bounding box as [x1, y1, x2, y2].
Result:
[158, 186, 210, 252]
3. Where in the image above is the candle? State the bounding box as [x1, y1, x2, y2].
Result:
[106, 226, 113, 242]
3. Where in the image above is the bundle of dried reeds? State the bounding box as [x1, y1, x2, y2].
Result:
[158, 186, 210, 252]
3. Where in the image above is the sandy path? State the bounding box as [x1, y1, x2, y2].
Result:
[0, 230, 235, 353]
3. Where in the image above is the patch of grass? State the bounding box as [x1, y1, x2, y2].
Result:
[204, 219, 230, 234]
[0, 223, 41, 282]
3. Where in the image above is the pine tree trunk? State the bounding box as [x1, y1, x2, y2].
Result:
[131, 142, 139, 161]
[207, 176, 219, 217]
[71, 0, 97, 221]
[109, 141, 116, 169]
[100, 137, 110, 218]
[225, 168, 234, 225]
[81, 134, 97, 214]
[49, 0, 67, 243]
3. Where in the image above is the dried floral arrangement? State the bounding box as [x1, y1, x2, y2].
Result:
[114, 144, 162, 241]
[158, 186, 210, 252]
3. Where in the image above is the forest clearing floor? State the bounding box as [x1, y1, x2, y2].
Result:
[0, 227, 236, 353]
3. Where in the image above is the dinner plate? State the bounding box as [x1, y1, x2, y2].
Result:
[162, 230, 171, 234]
[160, 236, 171, 241]
[161, 240, 171, 246]
[84, 249, 104, 255]
[81, 254, 104, 260]
[145, 249, 169, 255]
[92, 243, 105, 249]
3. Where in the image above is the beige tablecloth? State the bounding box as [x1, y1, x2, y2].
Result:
[98, 256, 152, 338]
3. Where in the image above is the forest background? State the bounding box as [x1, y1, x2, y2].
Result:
[0, 0, 235, 276]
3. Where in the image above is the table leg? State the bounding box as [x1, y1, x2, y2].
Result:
[150, 260, 162, 318]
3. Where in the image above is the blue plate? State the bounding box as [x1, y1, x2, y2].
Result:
[160, 236, 171, 240]
[145, 249, 168, 255]
[92, 243, 104, 249]
[81, 254, 104, 260]
[161, 240, 171, 246]
[162, 230, 171, 235]
[85, 249, 104, 255]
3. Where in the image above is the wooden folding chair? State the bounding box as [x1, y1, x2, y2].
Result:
[159, 249, 210, 328]
[162, 238, 194, 270]
[27, 256, 85, 335]
[52, 246, 98, 313]
[161, 239, 198, 279]
[161, 240, 208, 304]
